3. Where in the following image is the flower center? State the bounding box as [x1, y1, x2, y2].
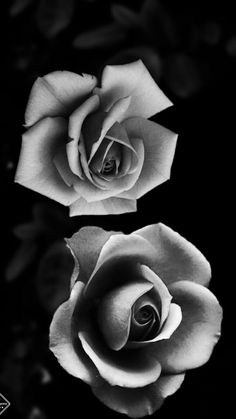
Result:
[101, 159, 116, 174]
[134, 306, 154, 324]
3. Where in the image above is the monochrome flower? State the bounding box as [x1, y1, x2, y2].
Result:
[15, 60, 177, 215]
[49, 223, 222, 417]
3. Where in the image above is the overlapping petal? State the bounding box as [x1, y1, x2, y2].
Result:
[84, 235, 157, 299]
[79, 327, 162, 388]
[97, 280, 153, 350]
[134, 223, 211, 287]
[71, 138, 144, 203]
[15, 117, 78, 205]
[92, 373, 185, 418]
[138, 265, 172, 327]
[95, 60, 173, 120]
[88, 96, 131, 163]
[148, 281, 222, 373]
[67, 94, 100, 178]
[25, 71, 97, 127]
[128, 303, 182, 348]
[49, 281, 98, 384]
[118, 118, 177, 199]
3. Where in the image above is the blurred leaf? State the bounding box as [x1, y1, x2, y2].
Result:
[36, 241, 73, 314]
[73, 23, 126, 49]
[13, 223, 47, 240]
[28, 407, 47, 419]
[111, 4, 140, 29]
[202, 22, 221, 46]
[9, 0, 35, 17]
[106, 45, 162, 81]
[36, 0, 74, 39]
[164, 53, 202, 98]
[5, 241, 37, 281]
[140, 0, 178, 47]
[32, 203, 69, 233]
[226, 36, 236, 57]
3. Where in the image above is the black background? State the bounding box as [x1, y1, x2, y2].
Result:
[1, 0, 233, 418]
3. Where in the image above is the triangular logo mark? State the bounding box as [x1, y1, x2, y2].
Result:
[0, 393, 10, 415]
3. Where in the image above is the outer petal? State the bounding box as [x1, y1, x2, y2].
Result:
[79, 328, 162, 388]
[49, 281, 98, 384]
[66, 226, 118, 286]
[92, 373, 185, 418]
[95, 60, 172, 120]
[149, 281, 222, 373]
[118, 118, 177, 199]
[69, 196, 137, 216]
[25, 71, 97, 127]
[134, 223, 211, 287]
[15, 117, 78, 205]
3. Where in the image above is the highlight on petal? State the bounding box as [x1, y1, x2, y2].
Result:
[15, 117, 78, 205]
[69, 196, 137, 216]
[95, 60, 173, 120]
[155, 303, 182, 341]
[150, 281, 222, 373]
[119, 117, 177, 199]
[79, 328, 162, 388]
[92, 373, 185, 418]
[49, 281, 98, 384]
[66, 226, 117, 286]
[97, 279, 153, 350]
[134, 223, 211, 287]
[25, 71, 97, 127]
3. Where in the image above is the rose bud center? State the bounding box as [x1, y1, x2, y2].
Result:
[129, 297, 160, 342]
[134, 305, 155, 324]
[102, 158, 116, 174]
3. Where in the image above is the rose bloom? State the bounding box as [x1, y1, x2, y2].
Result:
[49, 223, 222, 417]
[15, 60, 177, 215]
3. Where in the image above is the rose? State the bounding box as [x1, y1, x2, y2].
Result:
[49, 223, 222, 418]
[15, 60, 177, 216]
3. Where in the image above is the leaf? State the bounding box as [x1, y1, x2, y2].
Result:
[36, 241, 73, 314]
[13, 223, 47, 240]
[140, 0, 178, 47]
[164, 53, 202, 98]
[36, 0, 74, 39]
[73, 23, 126, 49]
[9, 0, 35, 17]
[111, 4, 140, 29]
[5, 241, 37, 281]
